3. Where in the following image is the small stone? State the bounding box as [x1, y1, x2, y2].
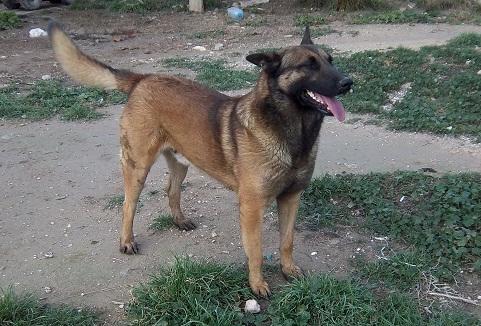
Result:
[44, 286, 52, 294]
[446, 126, 453, 131]
[193, 46, 207, 51]
[310, 251, 318, 256]
[29, 28, 48, 38]
[214, 43, 224, 51]
[211, 231, 218, 238]
[245, 299, 261, 313]
[477, 295, 481, 300]
[477, 70, 481, 75]
[41, 74, 51, 80]
[44, 252, 54, 258]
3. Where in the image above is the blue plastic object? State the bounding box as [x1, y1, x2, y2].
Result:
[227, 7, 244, 21]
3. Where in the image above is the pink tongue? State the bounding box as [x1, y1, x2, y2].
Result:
[320, 95, 346, 122]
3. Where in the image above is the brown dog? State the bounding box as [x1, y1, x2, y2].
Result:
[49, 22, 352, 296]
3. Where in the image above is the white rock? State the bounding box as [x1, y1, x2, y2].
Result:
[44, 286, 52, 294]
[310, 251, 318, 256]
[41, 74, 51, 80]
[29, 28, 48, 38]
[477, 295, 481, 300]
[214, 43, 224, 51]
[193, 46, 207, 51]
[477, 70, 481, 75]
[44, 252, 54, 258]
[245, 299, 261, 313]
[211, 231, 218, 238]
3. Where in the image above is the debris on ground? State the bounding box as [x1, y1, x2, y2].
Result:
[29, 28, 48, 38]
[245, 299, 261, 313]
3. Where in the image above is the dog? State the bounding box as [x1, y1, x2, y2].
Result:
[49, 22, 352, 296]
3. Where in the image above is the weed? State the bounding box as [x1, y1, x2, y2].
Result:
[71, 0, 222, 12]
[150, 213, 175, 231]
[0, 80, 126, 121]
[294, 14, 326, 27]
[415, 0, 481, 11]
[0, 11, 21, 30]
[0, 288, 98, 325]
[298, 0, 389, 11]
[354, 251, 434, 290]
[352, 10, 436, 24]
[162, 58, 257, 91]
[127, 257, 251, 325]
[104, 194, 124, 210]
[300, 171, 481, 274]
[191, 29, 225, 39]
[337, 33, 481, 140]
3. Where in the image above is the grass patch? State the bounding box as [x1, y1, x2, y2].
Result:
[337, 33, 481, 140]
[71, 0, 223, 12]
[415, 0, 481, 11]
[0, 11, 21, 30]
[104, 194, 124, 210]
[300, 171, 481, 274]
[298, 0, 389, 11]
[127, 257, 252, 325]
[191, 29, 225, 39]
[354, 251, 434, 290]
[0, 80, 126, 121]
[0, 288, 98, 325]
[127, 259, 480, 325]
[150, 213, 175, 231]
[294, 14, 326, 27]
[352, 10, 436, 24]
[162, 58, 258, 91]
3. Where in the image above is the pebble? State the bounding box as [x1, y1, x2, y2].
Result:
[310, 251, 318, 256]
[29, 28, 48, 38]
[214, 43, 224, 51]
[477, 70, 481, 75]
[245, 299, 261, 313]
[44, 252, 54, 258]
[211, 231, 218, 238]
[193, 46, 207, 52]
[477, 295, 481, 300]
[44, 286, 52, 294]
[41, 74, 51, 80]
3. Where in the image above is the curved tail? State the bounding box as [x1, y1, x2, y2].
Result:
[48, 21, 145, 93]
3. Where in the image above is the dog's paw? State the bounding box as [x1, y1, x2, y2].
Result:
[174, 218, 197, 231]
[250, 279, 271, 298]
[119, 240, 139, 254]
[281, 264, 305, 281]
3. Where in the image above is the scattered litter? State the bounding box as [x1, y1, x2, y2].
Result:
[310, 251, 318, 256]
[41, 74, 51, 80]
[245, 299, 261, 313]
[227, 6, 244, 21]
[55, 194, 67, 200]
[43, 252, 54, 258]
[400, 196, 406, 202]
[29, 28, 48, 38]
[193, 46, 207, 51]
[44, 286, 52, 294]
[446, 126, 453, 131]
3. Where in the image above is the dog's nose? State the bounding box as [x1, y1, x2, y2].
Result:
[339, 77, 353, 89]
[337, 77, 353, 95]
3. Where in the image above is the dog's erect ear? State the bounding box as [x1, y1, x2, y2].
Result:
[246, 52, 282, 74]
[301, 26, 313, 45]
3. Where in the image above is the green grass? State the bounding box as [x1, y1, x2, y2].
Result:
[191, 29, 225, 39]
[294, 14, 326, 27]
[352, 10, 437, 24]
[0, 288, 98, 325]
[162, 58, 258, 91]
[104, 194, 124, 210]
[0, 12, 21, 30]
[300, 171, 481, 274]
[126, 258, 480, 326]
[337, 33, 481, 140]
[354, 251, 435, 290]
[0, 80, 126, 121]
[71, 0, 223, 12]
[127, 258, 252, 325]
[298, 0, 389, 11]
[150, 213, 175, 231]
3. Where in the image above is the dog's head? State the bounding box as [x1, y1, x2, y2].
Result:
[246, 26, 352, 122]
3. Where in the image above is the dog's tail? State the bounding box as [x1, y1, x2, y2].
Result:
[48, 21, 144, 93]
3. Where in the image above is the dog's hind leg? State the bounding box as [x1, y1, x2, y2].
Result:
[163, 149, 196, 230]
[119, 128, 161, 254]
[277, 191, 304, 280]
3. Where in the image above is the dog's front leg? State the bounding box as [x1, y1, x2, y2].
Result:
[277, 191, 304, 280]
[239, 192, 270, 297]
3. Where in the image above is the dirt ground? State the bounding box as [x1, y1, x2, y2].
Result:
[1, 4, 481, 324]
